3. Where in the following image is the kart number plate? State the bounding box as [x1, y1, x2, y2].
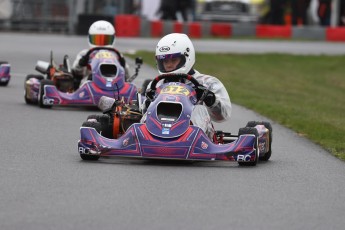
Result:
[95, 51, 115, 59]
[161, 85, 190, 96]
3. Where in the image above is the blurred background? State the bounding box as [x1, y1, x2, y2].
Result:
[0, 0, 344, 35]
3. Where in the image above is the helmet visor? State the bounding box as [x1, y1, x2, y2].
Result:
[89, 34, 114, 46]
[156, 53, 186, 73]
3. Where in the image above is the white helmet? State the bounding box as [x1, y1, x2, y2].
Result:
[155, 33, 195, 75]
[88, 20, 115, 48]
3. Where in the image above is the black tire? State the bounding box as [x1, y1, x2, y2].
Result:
[26, 74, 44, 81]
[80, 121, 102, 161]
[237, 127, 259, 166]
[0, 81, 9, 86]
[86, 114, 112, 138]
[246, 121, 272, 161]
[24, 75, 44, 104]
[38, 79, 54, 108]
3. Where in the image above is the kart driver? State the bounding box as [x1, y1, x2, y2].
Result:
[72, 20, 129, 86]
[142, 33, 232, 139]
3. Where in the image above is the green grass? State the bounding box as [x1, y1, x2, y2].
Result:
[126, 51, 345, 160]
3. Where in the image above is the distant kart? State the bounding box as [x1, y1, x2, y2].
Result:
[78, 74, 272, 166]
[24, 47, 142, 108]
[0, 61, 11, 86]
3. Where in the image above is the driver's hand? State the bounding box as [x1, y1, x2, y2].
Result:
[204, 90, 216, 107]
[78, 55, 89, 67]
[145, 89, 155, 101]
[195, 85, 216, 107]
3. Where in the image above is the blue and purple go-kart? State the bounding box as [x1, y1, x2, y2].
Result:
[0, 61, 11, 86]
[24, 47, 141, 108]
[78, 74, 272, 166]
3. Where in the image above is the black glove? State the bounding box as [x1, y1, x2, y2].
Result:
[195, 85, 216, 107]
[78, 55, 89, 67]
[145, 89, 155, 101]
[204, 90, 216, 107]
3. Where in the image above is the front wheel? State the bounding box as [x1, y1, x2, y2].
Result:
[80, 121, 102, 161]
[246, 121, 272, 161]
[24, 74, 44, 104]
[237, 127, 259, 166]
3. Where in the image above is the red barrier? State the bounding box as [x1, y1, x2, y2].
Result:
[210, 23, 232, 37]
[174, 22, 183, 33]
[326, 27, 345, 41]
[188, 23, 202, 38]
[115, 15, 140, 37]
[151, 20, 163, 37]
[256, 25, 291, 38]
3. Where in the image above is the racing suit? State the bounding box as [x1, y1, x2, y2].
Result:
[72, 49, 130, 86]
[141, 69, 232, 139]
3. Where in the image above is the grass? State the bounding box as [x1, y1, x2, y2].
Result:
[126, 51, 345, 161]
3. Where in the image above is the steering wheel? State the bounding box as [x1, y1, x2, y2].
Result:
[84, 47, 117, 58]
[149, 73, 200, 92]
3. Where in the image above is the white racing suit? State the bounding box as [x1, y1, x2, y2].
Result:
[72, 48, 130, 86]
[141, 69, 232, 139]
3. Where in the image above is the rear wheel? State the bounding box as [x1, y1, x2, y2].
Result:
[246, 121, 272, 161]
[238, 127, 259, 166]
[24, 74, 44, 104]
[86, 114, 112, 138]
[80, 121, 102, 161]
[38, 79, 54, 108]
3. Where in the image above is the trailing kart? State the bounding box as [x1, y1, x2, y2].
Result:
[78, 74, 272, 166]
[0, 61, 11, 86]
[24, 47, 142, 108]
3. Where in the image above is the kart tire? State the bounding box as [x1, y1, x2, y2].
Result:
[39, 79, 54, 108]
[0, 81, 9, 86]
[80, 121, 102, 161]
[237, 127, 259, 166]
[26, 74, 44, 81]
[24, 75, 44, 104]
[86, 114, 112, 138]
[246, 121, 272, 161]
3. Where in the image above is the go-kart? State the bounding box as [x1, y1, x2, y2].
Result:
[24, 47, 142, 108]
[0, 61, 11, 86]
[78, 74, 272, 166]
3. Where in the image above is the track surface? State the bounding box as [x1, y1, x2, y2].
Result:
[1, 33, 345, 230]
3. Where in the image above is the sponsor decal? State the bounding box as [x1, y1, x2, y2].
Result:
[259, 142, 266, 153]
[201, 141, 208, 149]
[159, 46, 170, 52]
[123, 138, 129, 147]
[163, 123, 172, 128]
[79, 91, 85, 98]
[161, 118, 175, 121]
[237, 154, 252, 162]
[43, 98, 54, 105]
[78, 147, 89, 154]
[106, 81, 112, 87]
[162, 128, 170, 134]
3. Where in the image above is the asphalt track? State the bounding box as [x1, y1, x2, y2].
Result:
[1, 33, 345, 230]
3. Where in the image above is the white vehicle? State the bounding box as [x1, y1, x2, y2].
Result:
[196, 0, 265, 23]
